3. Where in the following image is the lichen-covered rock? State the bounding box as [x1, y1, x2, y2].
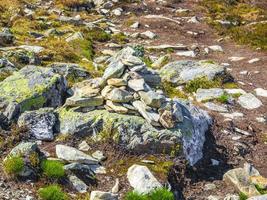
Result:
[0, 28, 14, 46]
[90, 191, 118, 200]
[17, 108, 57, 141]
[0, 65, 67, 120]
[160, 60, 225, 85]
[58, 99, 211, 165]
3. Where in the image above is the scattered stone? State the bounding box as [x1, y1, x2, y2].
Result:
[255, 88, 267, 97]
[106, 100, 128, 114]
[208, 45, 223, 52]
[140, 31, 157, 39]
[0, 28, 14, 46]
[225, 89, 246, 95]
[176, 50, 196, 57]
[248, 58, 260, 64]
[18, 108, 57, 141]
[68, 175, 88, 193]
[204, 183, 216, 191]
[66, 32, 84, 42]
[139, 91, 163, 108]
[221, 112, 244, 120]
[128, 78, 148, 91]
[56, 145, 98, 164]
[204, 102, 228, 112]
[90, 191, 118, 200]
[112, 8, 123, 16]
[107, 78, 127, 87]
[237, 93, 262, 109]
[146, 44, 188, 51]
[130, 22, 140, 29]
[78, 141, 91, 151]
[92, 151, 106, 161]
[229, 57, 245, 62]
[151, 55, 170, 69]
[196, 88, 224, 102]
[111, 178, 119, 193]
[187, 16, 200, 23]
[234, 127, 252, 136]
[104, 88, 133, 103]
[127, 164, 162, 194]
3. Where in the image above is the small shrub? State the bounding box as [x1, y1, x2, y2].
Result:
[3, 156, 24, 176]
[142, 56, 153, 68]
[162, 82, 187, 99]
[239, 192, 248, 200]
[216, 94, 229, 103]
[125, 191, 148, 200]
[29, 152, 40, 167]
[111, 33, 128, 44]
[125, 188, 174, 200]
[255, 184, 267, 195]
[184, 76, 221, 93]
[150, 188, 175, 200]
[38, 185, 68, 200]
[87, 28, 111, 42]
[41, 160, 65, 179]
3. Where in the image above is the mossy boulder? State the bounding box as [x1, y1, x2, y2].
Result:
[0, 65, 67, 120]
[160, 60, 225, 86]
[58, 100, 211, 165]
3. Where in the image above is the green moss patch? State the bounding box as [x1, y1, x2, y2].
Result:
[41, 160, 65, 179]
[184, 76, 221, 93]
[38, 184, 68, 200]
[3, 156, 25, 176]
[125, 188, 174, 200]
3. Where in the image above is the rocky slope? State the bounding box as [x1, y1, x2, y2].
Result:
[0, 0, 266, 200]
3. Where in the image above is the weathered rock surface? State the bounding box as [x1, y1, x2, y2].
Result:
[56, 145, 98, 164]
[18, 108, 57, 141]
[160, 60, 225, 85]
[196, 88, 224, 102]
[237, 93, 262, 109]
[0, 65, 67, 120]
[127, 164, 162, 194]
[0, 58, 17, 80]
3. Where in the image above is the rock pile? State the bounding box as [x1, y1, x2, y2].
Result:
[64, 47, 183, 129]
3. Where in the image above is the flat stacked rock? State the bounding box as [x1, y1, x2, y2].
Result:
[64, 47, 181, 129]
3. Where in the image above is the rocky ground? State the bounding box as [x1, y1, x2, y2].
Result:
[0, 0, 266, 199]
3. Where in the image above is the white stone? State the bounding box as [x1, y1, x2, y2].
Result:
[247, 194, 267, 200]
[225, 89, 246, 95]
[208, 45, 223, 52]
[130, 22, 140, 29]
[220, 112, 244, 119]
[127, 164, 162, 194]
[78, 141, 91, 151]
[255, 88, 267, 97]
[248, 58, 260, 64]
[228, 56, 245, 62]
[176, 50, 196, 57]
[111, 178, 120, 193]
[237, 93, 262, 109]
[204, 102, 228, 112]
[141, 31, 157, 39]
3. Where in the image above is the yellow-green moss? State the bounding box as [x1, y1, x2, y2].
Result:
[162, 82, 188, 99]
[3, 156, 25, 176]
[184, 76, 221, 93]
[111, 33, 128, 44]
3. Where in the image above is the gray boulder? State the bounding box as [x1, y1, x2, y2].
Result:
[160, 60, 225, 85]
[56, 145, 98, 164]
[18, 108, 57, 141]
[0, 65, 67, 120]
[58, 99, 211, 165]
[247, 195, 267, 200]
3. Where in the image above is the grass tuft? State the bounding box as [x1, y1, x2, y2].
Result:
[125, 188, 174, 200]
[3, 156, 24, 176]
[38, 184, 68, 200]
[41, 160, 65, 179]
[184, 76, 221, 93]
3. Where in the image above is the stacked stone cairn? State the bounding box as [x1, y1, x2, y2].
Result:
[64, 47, 183, 128]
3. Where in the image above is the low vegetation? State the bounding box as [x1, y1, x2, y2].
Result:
[184, 76, 221, 93]
[3, 156, 24, 176]
[216, 94, 230, 103]
[162, 82, 188, 99]
[41, 160, 65, 179]
[201, 0, 267, 50]
[125, 188, 175, 200]
[38, 184, 68, 200]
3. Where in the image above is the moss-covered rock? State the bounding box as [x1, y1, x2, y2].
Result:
[0, 65, 67, 120]
[58, 99, 211, 165]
